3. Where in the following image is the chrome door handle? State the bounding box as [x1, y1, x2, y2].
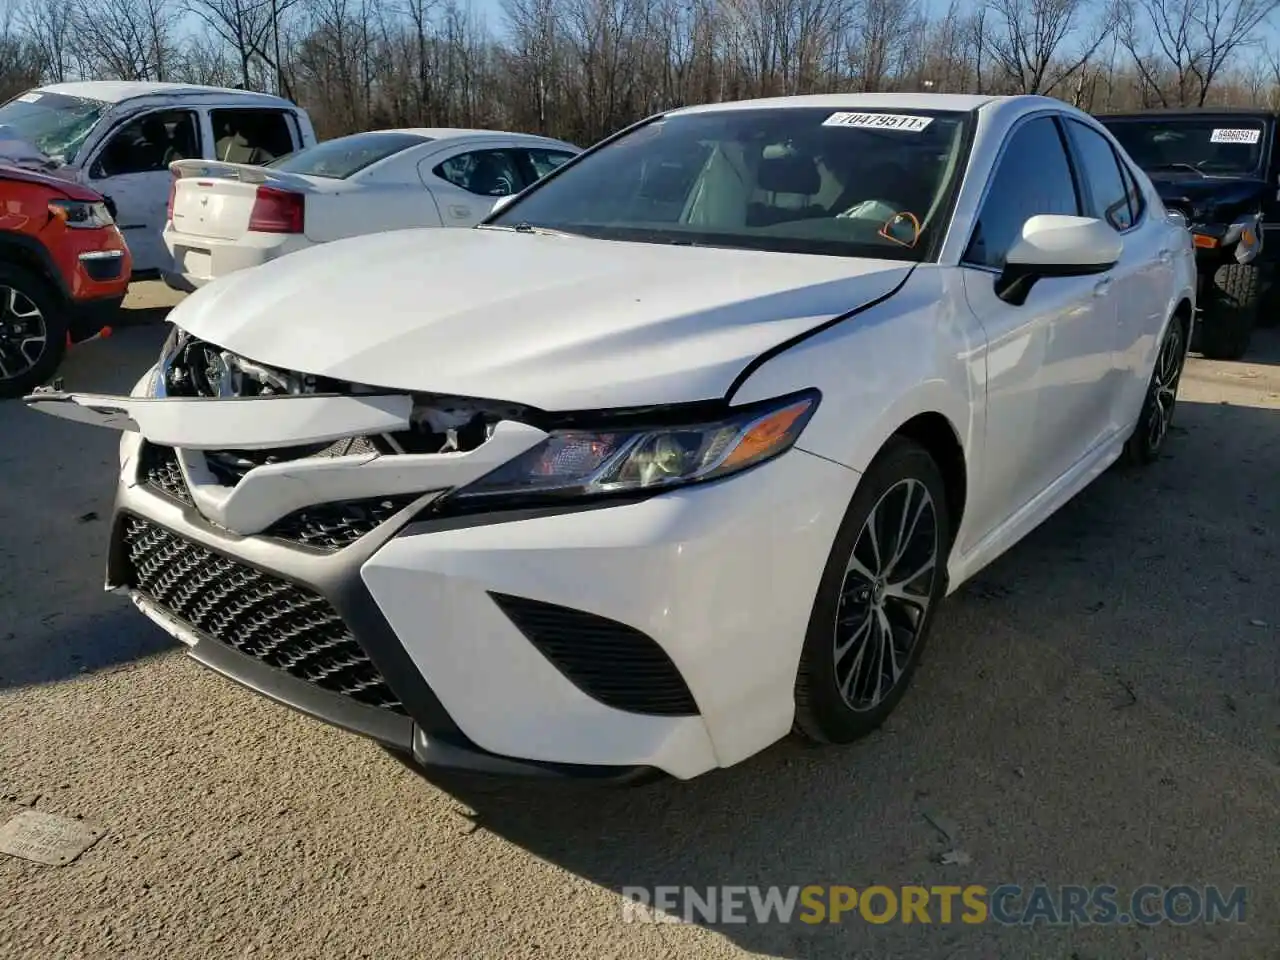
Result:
[1093, 277, 1113, 297]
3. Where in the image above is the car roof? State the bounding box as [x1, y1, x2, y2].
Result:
[383, 127, 577, 147]
[667, 92, 1001, 116]
[1097, 107, 1277, 119]
[30, 81, 297, 107]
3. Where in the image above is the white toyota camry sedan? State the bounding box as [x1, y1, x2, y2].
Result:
[29, 93, 1196, 784]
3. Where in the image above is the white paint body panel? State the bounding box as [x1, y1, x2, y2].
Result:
[27, 92, 1198, 779]
[361, 449, 858, 777]
[168, 227, 914, 409]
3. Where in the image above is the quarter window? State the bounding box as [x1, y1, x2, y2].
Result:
[1065, 119, 1134, 231]
[964, 116, 1081, 270]
[209, 109, 295, 164]
[434, 149, 524, 196]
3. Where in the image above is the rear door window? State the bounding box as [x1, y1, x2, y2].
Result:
[433, 149, 525, 196]
[209, 109, 295, 165]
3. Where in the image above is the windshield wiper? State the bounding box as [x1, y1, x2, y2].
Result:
[1147, 162, 1203, 174]
[509, 222, 581, 237]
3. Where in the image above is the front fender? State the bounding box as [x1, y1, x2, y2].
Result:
[729, 266, 979, 478]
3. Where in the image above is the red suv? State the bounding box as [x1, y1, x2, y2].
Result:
[0, 165, 131, 398]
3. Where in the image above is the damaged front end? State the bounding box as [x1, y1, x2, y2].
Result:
[26, 327, 553, 544]
[29, 326, 819, 545]
[153, 327, 543, 469]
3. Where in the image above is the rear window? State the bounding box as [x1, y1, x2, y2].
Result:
[266, 132, 431, 179]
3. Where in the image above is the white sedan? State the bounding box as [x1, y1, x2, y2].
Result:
[161, 127, 579, 289]
[31, 93, 1195, 784]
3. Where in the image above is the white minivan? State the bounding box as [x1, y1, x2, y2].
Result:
[0, 81, 316, 276]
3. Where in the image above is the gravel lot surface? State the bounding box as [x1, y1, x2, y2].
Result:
[2, 282, 1278, 959]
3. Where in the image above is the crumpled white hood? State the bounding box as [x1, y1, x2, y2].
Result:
[174, 227, 914, 410]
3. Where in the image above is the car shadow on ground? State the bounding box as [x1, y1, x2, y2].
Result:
[0, 604, 174, 689]
[0, 321, 176, 688]
[422, 391, 1279, 958]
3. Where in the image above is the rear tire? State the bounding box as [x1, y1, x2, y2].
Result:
[0, 264, 67, 400]
[793, 438, 951, 744]
[1123, 316, 1186, 466]
[1198, 263, 1258, 360]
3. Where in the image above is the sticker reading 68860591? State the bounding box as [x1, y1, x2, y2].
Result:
[823, 112, 934, 132]
[1209, 127, 1261, 144]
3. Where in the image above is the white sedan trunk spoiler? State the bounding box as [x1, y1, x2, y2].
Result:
[168, 158, 315, 192]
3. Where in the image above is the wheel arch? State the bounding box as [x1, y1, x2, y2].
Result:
[0, 233, 70, 301]
[885, 412, 968, 551]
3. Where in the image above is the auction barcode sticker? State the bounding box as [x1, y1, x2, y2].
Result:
[823, 112, 933, 132]
[1209, 127, 1260, 144]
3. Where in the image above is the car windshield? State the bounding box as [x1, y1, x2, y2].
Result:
[489, 107, 972, 261]
[0, 91, 107, 164]
[265, 131, 432, 179]
[1100, 117, 1267, 176]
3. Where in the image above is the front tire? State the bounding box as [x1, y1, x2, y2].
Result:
[1123, 316, 1187, 465]
[1198, 262, 1258, 360]
[793, 438, 951, 744]
[0, 264, 67, 400]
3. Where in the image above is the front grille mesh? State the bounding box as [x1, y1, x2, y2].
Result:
[263, 495, 420, 551]
[138, 443, 193, 506]
[119, 515, 406, 713]
[489, 593, 699, 716]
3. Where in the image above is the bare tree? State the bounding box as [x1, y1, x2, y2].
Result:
[72, 0, 178, 80]
[1121, 0, 1280, 106]
[17, 0, 76, 83]
[984, 0, 1117, 95]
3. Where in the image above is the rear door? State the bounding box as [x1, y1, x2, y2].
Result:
[418, 142, 527, 226]
[86, 109, 202, 274]
[958, 113, 1116, 545]
[1060, 116, 1164, 427]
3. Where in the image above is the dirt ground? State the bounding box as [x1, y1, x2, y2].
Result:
[1, 282, 1278, 959]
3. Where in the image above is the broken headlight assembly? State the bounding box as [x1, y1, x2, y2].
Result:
[440, 389, 820, 509]
[48, 198, 115, 229]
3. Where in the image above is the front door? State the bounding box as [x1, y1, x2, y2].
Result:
[86, 109, 202, 275]
[959, 114, 1117, 548]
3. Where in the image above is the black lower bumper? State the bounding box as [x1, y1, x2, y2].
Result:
[109, 489, 661, 786]
[67, 295, 124, 343]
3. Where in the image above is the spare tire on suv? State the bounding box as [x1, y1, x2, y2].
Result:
[1198, 262, 1259, 361]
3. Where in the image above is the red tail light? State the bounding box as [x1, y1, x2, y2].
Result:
[166, 175, 176, 222]
[248, 186, 305, 234]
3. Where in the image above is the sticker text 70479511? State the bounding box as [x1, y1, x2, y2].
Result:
[823, 112, 934, 133]
[1209, 127, 1261, 144]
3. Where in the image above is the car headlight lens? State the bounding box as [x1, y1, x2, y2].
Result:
[49, 199, 115, 229]
[443, 390, 819, 507]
